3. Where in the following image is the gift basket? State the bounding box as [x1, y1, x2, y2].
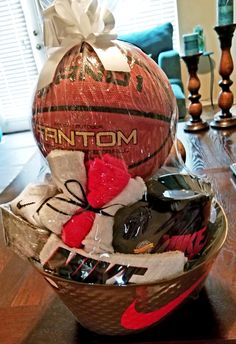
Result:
[0, 0, 227, 336]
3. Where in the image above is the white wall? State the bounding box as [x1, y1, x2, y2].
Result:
[177, 0, 236, 105]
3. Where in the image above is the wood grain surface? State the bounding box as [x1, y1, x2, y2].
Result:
[1, 122, 236, 343]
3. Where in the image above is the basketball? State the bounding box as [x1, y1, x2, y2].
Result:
[32, 42, 177, 179]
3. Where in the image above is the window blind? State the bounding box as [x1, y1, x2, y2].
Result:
[109, 0, 179, 50]
[0, 0, 39, 133]
[37, 0, 52, 11]
[0, 0, 178, 133]
[38, 0, 179, 49]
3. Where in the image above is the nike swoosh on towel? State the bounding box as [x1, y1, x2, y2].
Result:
[17, 200, 35, 209]
[121, 271, 208, 330]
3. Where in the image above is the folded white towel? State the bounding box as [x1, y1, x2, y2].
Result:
[39, 234, 186, 284]
[98, 250, 187, 284]
[82, 177, 147, 254]
[11, 150, 87, 234]
[10, 182, 57, 227]
[37, 150, 87, 233]
[47, 150, 86, 199]
[38, 193, 81, 234]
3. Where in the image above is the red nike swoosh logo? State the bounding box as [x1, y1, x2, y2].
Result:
[121, 271, 208, 330]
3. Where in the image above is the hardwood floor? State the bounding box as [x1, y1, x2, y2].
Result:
[0, 131, 54, 344]
[0, 131, 37, 193]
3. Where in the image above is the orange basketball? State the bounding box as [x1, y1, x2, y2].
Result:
[32, 42, 177, 179]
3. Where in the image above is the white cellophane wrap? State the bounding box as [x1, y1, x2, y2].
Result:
[5, 149, 187, 285]
[8, 149, 147, 253]
[1, 0, 185, 286]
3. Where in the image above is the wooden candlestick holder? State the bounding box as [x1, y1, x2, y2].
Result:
[182, 53, 209, 132]
[211, 24, 236, 129]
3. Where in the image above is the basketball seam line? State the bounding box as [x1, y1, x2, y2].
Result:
[33, 105, 172, 123]
[128, 129, 172, 169]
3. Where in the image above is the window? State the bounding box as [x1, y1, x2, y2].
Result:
[0, 0, 44, 133]
[0, 0, 178, 133]
[38, 0, 179, 49]
[108, 0, 179, 50]
[37, 0, 52, 10]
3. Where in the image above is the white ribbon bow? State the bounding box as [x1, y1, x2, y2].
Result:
[37, 0, 130, 90]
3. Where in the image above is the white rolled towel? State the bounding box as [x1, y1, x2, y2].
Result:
[11, 150, 87, 234]
[47, 150, 86, 199]
[38, 193, 81, 234]
[37, 150, 87, 234]
[82, 177, 147, 254]
[10, 182, 57, 227]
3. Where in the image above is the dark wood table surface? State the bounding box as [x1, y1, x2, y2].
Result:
[1, 123, 236, 344]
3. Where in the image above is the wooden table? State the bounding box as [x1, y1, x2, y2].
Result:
[1, 123, 236, 344]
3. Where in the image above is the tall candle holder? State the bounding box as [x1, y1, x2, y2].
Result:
[210, 24, 236, 129]
[182, 53, 209, 132]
